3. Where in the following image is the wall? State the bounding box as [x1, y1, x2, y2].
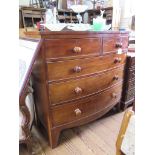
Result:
[112, 0, 135, 30]
[112, 0, 120, 30]
[19, 0, 29, 6]
[119, 0, 135, 30]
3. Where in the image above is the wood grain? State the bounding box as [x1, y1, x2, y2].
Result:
[45, 38, 102, 59]
[51, 83, 122, 126]
[47, 53, 126, 82]
[48, 66, 124, 105]
[32, 31, 129, 148]
[103, 36, 128, 53]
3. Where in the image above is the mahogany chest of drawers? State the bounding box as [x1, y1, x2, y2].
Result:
[32, 31, 129, 148]
[121, 52, 135, 110]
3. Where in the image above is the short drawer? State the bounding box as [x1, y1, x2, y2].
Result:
[103, 36, 128, 53]
[47, 53, 126, 81]
[45, 38, 102, 59]
[50, 83, 122, 126]
[48, 67, 124, 105]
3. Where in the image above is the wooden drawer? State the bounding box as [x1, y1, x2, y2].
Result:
[50, 83, 122, 126]
[48, 67, 124, 105]
[103, 36, 128, 53]
[45, 38, 102, 59]
[47, 53, 126, 82]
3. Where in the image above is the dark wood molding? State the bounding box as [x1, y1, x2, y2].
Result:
[19, 38, 43, 153]
[19, 83, 32, 153]
[19, 39, 43, 99]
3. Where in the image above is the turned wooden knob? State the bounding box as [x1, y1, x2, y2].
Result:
[74, 66, 82, 73]
[74, 87, 82, 94]
[115, 42, 122, 48]
[114, 57, 122, 63]
[113, 75, 119, 80]
[73, 47, 81, 53]
[74, 108, 82, 116]
[112, 93, 117, 98]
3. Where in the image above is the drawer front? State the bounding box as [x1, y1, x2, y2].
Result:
[103, 36, 128, 53]
[47, 53, 126, 81]
[49, 67, 124, 105]
[51, 83, 122, 126]
[45, 38, 102, 59]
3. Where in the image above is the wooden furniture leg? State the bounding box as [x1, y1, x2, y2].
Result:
[49, 129, 61, 148]
[116, 102, 121, 112]
[116, 110, 134, 155]
[19, 85, 33, 154]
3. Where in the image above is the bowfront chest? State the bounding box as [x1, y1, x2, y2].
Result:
[32, 31, 129, 148]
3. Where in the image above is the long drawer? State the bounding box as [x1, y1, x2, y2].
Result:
[48, 67, 124, 105]
[47, 53, 126, 82]
[103, 36, 128, 53]
[50, 83, 122, 126]
[45, 38, 102, 59]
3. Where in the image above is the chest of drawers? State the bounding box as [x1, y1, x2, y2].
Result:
[32, 31, 129, 148]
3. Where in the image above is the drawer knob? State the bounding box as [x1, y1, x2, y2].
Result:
[75, 87, 82, 94]
[73, 47, 81, 53]
[113, 75, 119, 80]
[112, 93, 117, 98]
[115, 42, 122, 48]
[114, 57, 122, 63]
[75, 108, 82, 116]
[74, 66, 82, 73]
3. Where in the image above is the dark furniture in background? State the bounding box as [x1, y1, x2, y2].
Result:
[19, 8, 24, 28]
[57, 7, 112, 24]
[19, 82, 33, 153]
[19, 38, 41, 153]
[19, 6, 113, 26]
[32, 30, 129, 148]
[121, 52, 135, 110]
[87, 7, 113, 25]
[21, 6, 46, 28]
[57, 9, 84, 23]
